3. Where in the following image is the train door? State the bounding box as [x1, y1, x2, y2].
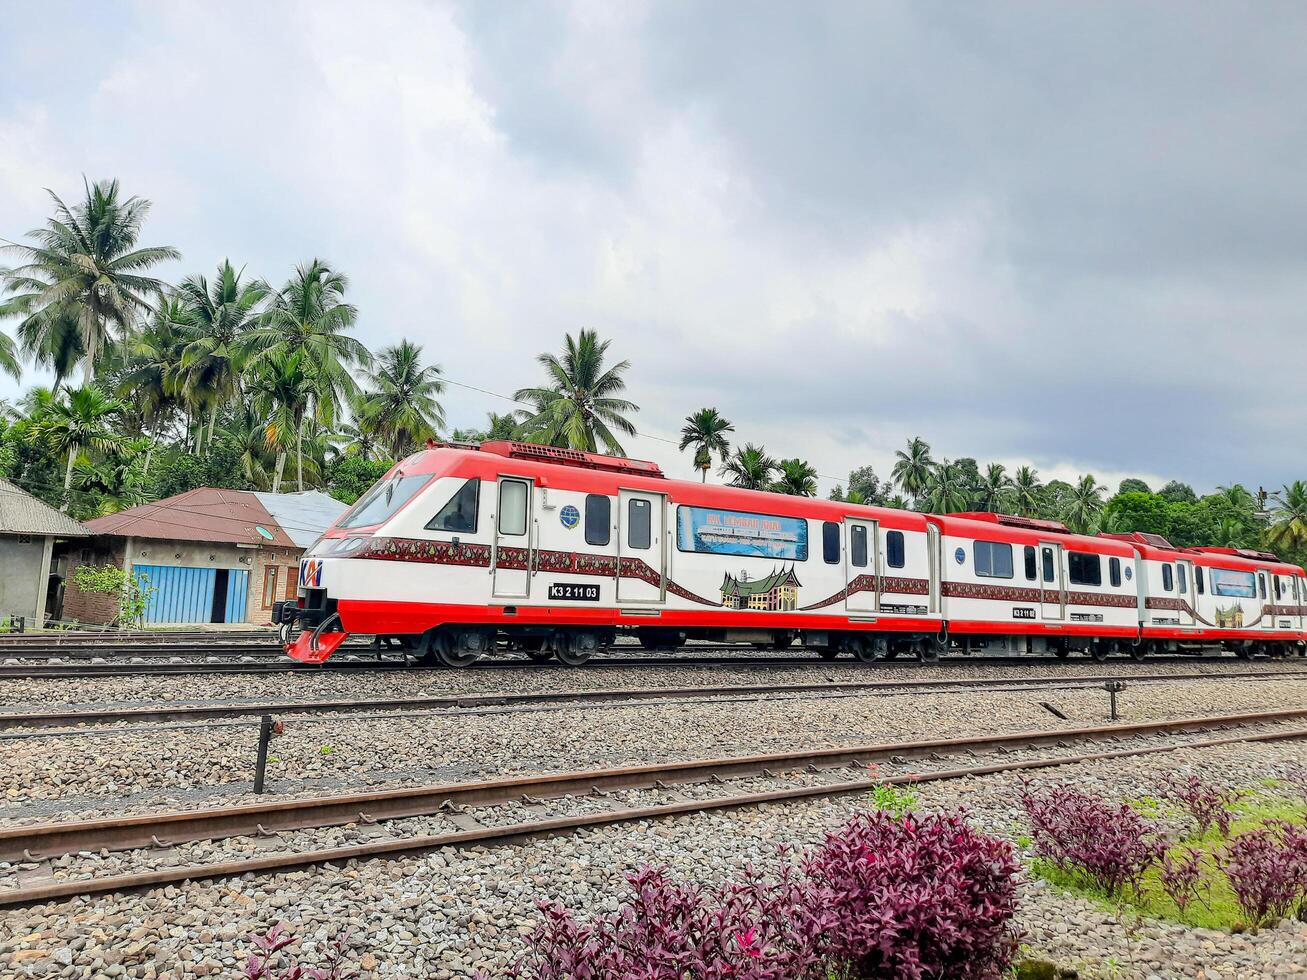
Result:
[616, 489, 666, 603]
[491, 476, 533, 599]
[845, 518, 878, 613]
[1176, 559, 1195, 626]
[1039, 541, 1065, 619]
[926, 522, 942, 615]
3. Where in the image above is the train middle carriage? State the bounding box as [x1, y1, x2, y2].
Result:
[282, 442, 1306, 666]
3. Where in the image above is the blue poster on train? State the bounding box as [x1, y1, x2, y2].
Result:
[676, 506, 809, 560]
[1209, 568, 1256, 597]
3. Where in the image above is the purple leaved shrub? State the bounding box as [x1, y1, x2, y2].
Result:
[1162, 775, 1238, 837]
[245, 924, 355, 980]
[803, 811, 1020, 980]
[1157, 849, 1205, 918]
[511, 811, 1020, 980]
[1020, 783, 1167, 895]
[1221, 822, 1307, 926]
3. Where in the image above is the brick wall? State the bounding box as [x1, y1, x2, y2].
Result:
[60, 540, 127, 625]
[246, 545, 304, 625]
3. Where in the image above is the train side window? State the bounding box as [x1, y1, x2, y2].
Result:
[497, 480, 528, 536]
[426, 479, 479, 532]
[1024, 546, 1037, 581]
[627, 499, 651, 549]
[1177, 562, 1188, 594]
[1068, 552, 1102, 587]
[975, 541, 1013, 579]
[1275, 577, 1283, 600]
[886, 531, 905, 568]
[1042, 547, 1055, 583]
[850, 526, 868, 567]
[1109, 557, 1122, 588]
[584, 495, 611, 546]
[822, 522, 840, 564]
[1196, 566, 1205, 594]
[1258, 572, 1267, 600]
[1162, 564, 1173, 591]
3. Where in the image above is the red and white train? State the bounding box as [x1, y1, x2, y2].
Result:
[280, 441, 1307, 666]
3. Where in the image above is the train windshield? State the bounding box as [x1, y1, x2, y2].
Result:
[337, 472, 431, 529]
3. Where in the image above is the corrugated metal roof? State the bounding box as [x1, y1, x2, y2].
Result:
[253, 491, 350, 548]
[85, 488, 346, 548]
[0, 477, 91, 537]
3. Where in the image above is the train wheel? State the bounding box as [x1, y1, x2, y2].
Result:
[1129, 641, 1147, 662]
[916, 640, 939, 664]
[1051, 642, 1070, 659]
[1089, 641, 1110, 662]
[420, 629, 487, 668]
[1235, 642, 1254, 660]
[555, 630, 599, 667]
[520, 637, 554, 663]
[772, 632, 796, 650]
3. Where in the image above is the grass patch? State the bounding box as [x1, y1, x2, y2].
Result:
[1028, 790, 1306, 930]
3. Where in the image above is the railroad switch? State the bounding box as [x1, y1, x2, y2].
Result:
[253, 714, 284, 794]
[1103, 681, 1126, 721]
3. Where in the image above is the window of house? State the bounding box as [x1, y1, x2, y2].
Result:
[498, 480, 528, 536]
[823, 522, 840, 564]
[584, 495, 611, 546]
[1024, 546, 1037, 581]
[426, 479, 479, 532]
[628, 498, 651, 549]
[1109, 557, 1122, 588]
[1162, 564, 1174, 591]
[886, 531, 905, 568]
[850, 525, 868, 567]
[974, 541, 1014, 579]
[262, 566, 279, 608]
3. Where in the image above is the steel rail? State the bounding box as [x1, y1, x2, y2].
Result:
[2, 668, 1304, 732]
[3, 706, 1306, 865]
[2, 715, 1305, 907]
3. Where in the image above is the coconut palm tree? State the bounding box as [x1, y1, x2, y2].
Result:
[513, 329, 638, 455]
[120, 297, 189, 473]
[921, 459, 970, 514]
[36, 385, 127, 506]
[975, 463, 1013, 513]
[357, 340, 445, 458]
[1267, 481, 1307, 552]
[720, 443, 778, 491]
[1064, 474, 1108, 533]
[772, 458, 818, 496]
[245, 260, 369, 487]
[0, 179, 179, 384]
[891, 436, 934, 501]
[1012, 465, 1042, 516]
[678, 407, 734, 482]
[0, 329, 18, 380]
[249, 351, 314, 493]
[175, 261, 268, 454]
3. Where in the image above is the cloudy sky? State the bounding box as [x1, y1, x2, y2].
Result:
[2, 1, 1304, 495]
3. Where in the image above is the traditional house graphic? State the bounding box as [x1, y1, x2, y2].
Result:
[1215, 603, 1245, 628]
[720, 565, 801, 611]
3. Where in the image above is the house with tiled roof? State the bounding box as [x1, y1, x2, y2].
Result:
[720, 565, 801, 611]
[61, 488, 348, 626]
[0, 477, 90, 626]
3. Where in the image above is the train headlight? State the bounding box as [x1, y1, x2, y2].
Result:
[332, 536, 370, 556]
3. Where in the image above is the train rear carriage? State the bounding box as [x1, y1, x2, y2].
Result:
[930, 513, 1140, 658]
[283, 441, 943, 665]
[1105, 532, 1306, 656]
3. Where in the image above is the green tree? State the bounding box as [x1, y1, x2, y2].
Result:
[721, 443, 778, 490]
[249, 351, 315, 493]
[176, 260, 267, 454]
[1064, 474, 1108, 533]
[921, 459, 970, 514]
[1118, 478, 1152, 495]
[120, 298, 188, 473]
[358, 340, 445, 458]
[37, 385, 126, 505]
[1158, 479, 1198, 505]
[0, 178, 179, 384]
[771, 458, 818, 496]
[1012, 465, 1042, 517]
[974, 463, 1013, 513]
[1101, 491, 1173, 539]
[891, 436, 934, 501]
[844, 464, 886, 505]
[514, 329, 639, 455]
[1267, 481, 1307, 553]
[0, 328, 18, 380]
[678, 407, 734, 481]
[327, 454, 394, 504]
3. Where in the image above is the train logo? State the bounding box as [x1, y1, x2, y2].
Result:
[559, 504, 580, 529]
[301, 560, 322, 588]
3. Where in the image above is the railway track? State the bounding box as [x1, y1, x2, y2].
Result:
[3, 707, 1305, 907]
[2, 667, 1305, 733]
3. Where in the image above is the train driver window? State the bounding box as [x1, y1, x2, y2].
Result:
[823, 522, 840, 564]
[628, 498, 651, 549]
[1177, 563, 1188, 594]
[1196, 566, 1205, 594]
[850, 525, 868, 567]
[1024, 546, 1037, 581]
[498, 480, 528, 536]
[886, 531, 905, 568]
[584, 495, 611, 546]
[426, 479, 479, 532]
[1109, 557, 1122, 588]
[1041, 547, 1055, 583]
[1162, 564, 1173, 591]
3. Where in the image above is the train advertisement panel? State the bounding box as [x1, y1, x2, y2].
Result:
[676, 506, 808, 560]
[1210, 568, 1256, 597]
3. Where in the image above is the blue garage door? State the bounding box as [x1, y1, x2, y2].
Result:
[137, 565, 216, 624]
[224, 569, 250, 623]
